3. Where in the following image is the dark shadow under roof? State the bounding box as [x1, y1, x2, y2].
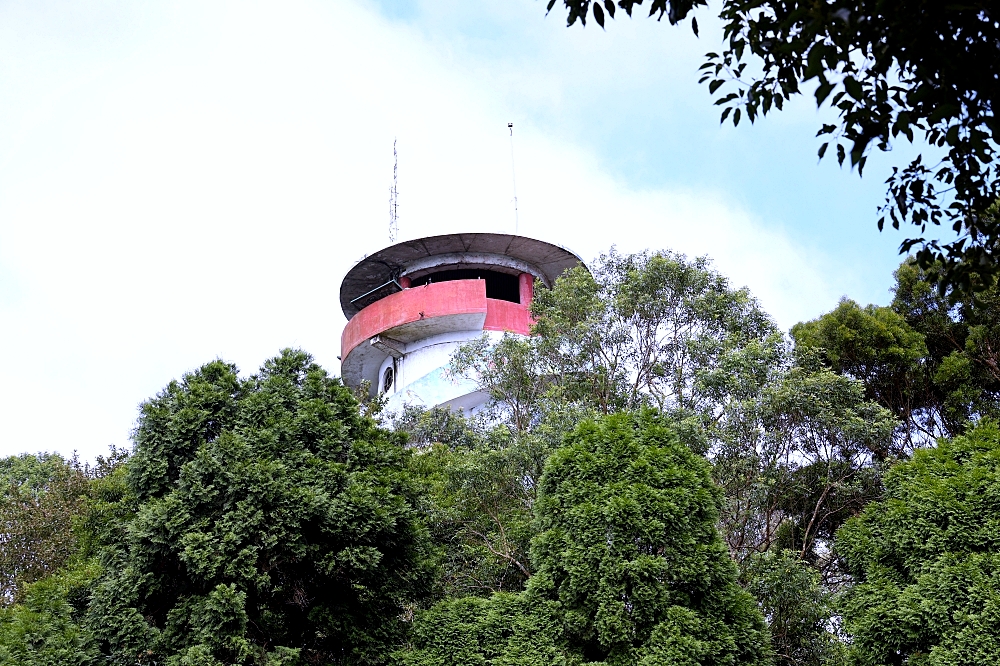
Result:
[339, 233, 583, 319]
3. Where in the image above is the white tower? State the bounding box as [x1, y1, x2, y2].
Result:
[339, 233, 581, 413]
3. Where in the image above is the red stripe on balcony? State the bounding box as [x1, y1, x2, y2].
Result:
[341, 280, 488, 359]
[484, 298, 533, 335]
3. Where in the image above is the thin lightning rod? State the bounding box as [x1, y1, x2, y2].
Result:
[508, 122, 518, 234]
[389, 139, 398, 242]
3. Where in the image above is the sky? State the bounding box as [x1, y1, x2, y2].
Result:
[0, 0, 923, 460]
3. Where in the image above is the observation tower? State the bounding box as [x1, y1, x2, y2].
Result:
[339, 233, 581, 413]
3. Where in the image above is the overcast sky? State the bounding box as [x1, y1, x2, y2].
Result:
[0, 0, 920, 459]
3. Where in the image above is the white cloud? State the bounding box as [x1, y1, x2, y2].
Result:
[0, 0, 839, 459]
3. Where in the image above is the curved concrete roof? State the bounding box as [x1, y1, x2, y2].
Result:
[339, 233, 583, 319]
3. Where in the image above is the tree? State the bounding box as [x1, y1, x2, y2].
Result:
[713, 364, 894, 579]
[792, 258, 1000, 442]
[453, 250, 893, 577]
[401, 412, 772, 666]
[0, 447, 128, 665]
[0, 563, 101, 666]
[452, 249, 784, 432]
[419, 437, 538, 597]
[893, 258, 1000, 429]
[549, 1, 1000, 292]
[391, 405, 484, 451]
[450, 334, 550, 434]
[836, 420, 1000, 665]
[0, 454, 89, 605]
[400, 406, 586, 598]
[85, 350, 435, 666]
[739, 550, 842, 666]
[790, 298, 929, 446]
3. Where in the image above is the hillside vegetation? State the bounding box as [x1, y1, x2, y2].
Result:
[4, 250, 1000, 665]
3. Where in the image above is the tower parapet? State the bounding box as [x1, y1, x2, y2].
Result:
[339, 233, 581, 413]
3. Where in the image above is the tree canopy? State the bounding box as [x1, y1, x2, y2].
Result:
[549, 0, 1000, 291]
[11, 245, 1000, 665]
[451, 250, 895, 581]
[84, 350, 436, 666]
[0, 454, 89, 606]
[402, 412, 772, 666]
[442, 248, 899, 664]
[837, 419, 1000, 665]
[452, 249, 784, 430]
[793, 259, 1000, 443]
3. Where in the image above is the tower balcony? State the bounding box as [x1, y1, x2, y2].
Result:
[340, 279, 532, 391]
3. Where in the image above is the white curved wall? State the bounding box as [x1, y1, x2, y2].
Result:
[381, 329, 508, 414]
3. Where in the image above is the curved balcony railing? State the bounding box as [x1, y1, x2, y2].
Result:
[341, 279, 533, 361]
[484, 298, 532, 336]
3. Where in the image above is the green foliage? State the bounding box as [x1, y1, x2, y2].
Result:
[794, 259, 1000, 443]
[0, 562, 101, 666]
[402, 412, 772, 666]
[451, 334, 551, 433]
[453, 250, 783, 431]
[392, 405, 484, 450]
[446, 249, 788, 598]
[0, 453, 76, 491]
[894, 259, 1000, 429]
[714, 366, 893, 577]
[536, 250, 782, 416]
[85, 349, 435, 666]
[75, 453, 134, 565]
[791, 298, 926, 447]
[551, 1, 1000, 291]
[401, 593, 566, 666]
[403, 409, 570, 597]
[837, 420, 1000, 665]
[740, 551, 842, 666]
[0, 453, 90, 605]
[453, 248, 894, 599]
[409, 440, 537, 597]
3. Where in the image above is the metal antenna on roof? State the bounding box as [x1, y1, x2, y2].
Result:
[389, 139, 399, 242]
[508, 123, 518, 235]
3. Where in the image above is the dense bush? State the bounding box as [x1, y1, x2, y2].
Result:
[0, 563, 100, 665]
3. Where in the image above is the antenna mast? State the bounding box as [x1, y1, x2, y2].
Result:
[508, 123, 518, 234]
[389, 139, 399, 242]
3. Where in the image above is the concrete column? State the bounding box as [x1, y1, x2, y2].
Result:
[518, 272, 534, 306]
[398, 276, 411, 288]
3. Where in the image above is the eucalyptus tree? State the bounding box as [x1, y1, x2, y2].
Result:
[714, 364, 895, 577]
[452, 249, 785, 432]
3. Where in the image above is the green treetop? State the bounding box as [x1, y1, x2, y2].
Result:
[402, 412, 772, 666]
[837, 420, 1000, 665]
[793, 259, 1000, 445]
[0, 453, 89, 606]
[85, 349, 436, 666]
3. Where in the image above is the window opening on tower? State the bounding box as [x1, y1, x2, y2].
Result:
[409, 269, 522, 303]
